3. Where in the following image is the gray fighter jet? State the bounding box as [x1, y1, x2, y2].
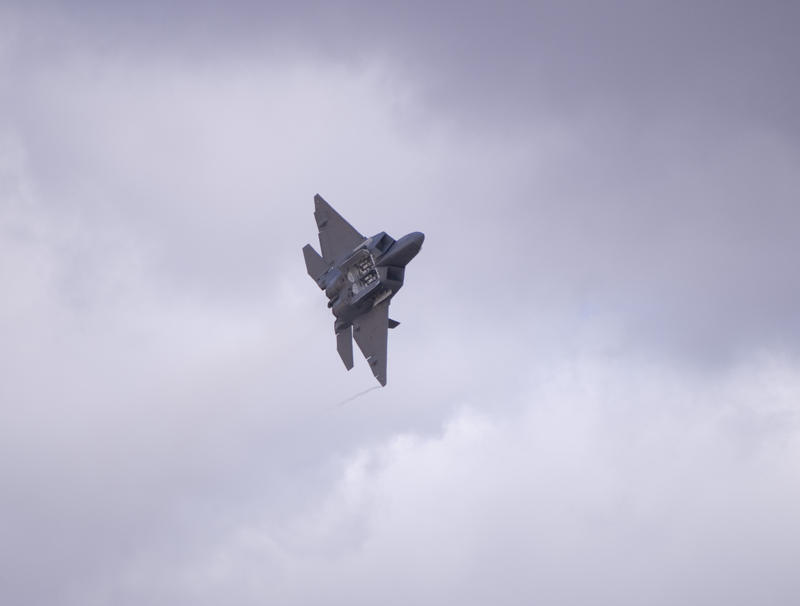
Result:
[303, 194, 424, 386]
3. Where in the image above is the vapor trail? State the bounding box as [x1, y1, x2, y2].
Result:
[334, 385, 382, 407]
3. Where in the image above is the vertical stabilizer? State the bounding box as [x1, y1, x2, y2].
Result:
[303, 244, 328, 285]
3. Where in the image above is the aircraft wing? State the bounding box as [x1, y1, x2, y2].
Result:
[314, 194, 365, 263]
[353, 300, 390, 386]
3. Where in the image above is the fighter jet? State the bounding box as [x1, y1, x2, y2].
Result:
[303, 194, 424, 386]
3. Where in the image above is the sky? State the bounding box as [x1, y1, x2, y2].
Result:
[1, 2, 799, 604]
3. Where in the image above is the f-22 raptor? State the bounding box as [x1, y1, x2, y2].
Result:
[303, 194, 424, 386]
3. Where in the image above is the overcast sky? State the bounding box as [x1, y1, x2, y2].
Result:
[2, 2, 799, 605]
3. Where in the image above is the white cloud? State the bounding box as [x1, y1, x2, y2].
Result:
[100, 353, 800, 606]
[2, 4, 800, 605]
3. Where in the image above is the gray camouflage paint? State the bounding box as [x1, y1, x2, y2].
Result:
[303, 194, 424, 385]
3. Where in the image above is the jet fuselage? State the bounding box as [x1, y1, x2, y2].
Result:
[321, 231, 424, 328]
[303, 194, 424, 385]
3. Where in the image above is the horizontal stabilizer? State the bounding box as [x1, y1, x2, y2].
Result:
[336, 323, 354, 370]
[353, 301, 390, 386]
[388, 318, 400, 329]
[303, 244, 328, 285]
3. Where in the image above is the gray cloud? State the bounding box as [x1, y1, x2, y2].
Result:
[5, 1, 800, 357]
[1, 2, 799, 605]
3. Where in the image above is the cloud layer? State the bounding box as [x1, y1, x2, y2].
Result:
[2, 3, 799, 605]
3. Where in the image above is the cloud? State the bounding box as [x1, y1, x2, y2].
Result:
[5, 3, 800, 362]
[2, 3, 800, 605]
[76, 353, 800, 606]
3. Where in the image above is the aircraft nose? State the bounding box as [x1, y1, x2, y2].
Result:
[403, 231, 425, 265]
[411, 232, 425, 247]
[377, 231, 425, 267]
[405, 232, 424, 258]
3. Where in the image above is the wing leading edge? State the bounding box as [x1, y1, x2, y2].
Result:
[314, 194, 364, 263]
[353, 301, 390, 386]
